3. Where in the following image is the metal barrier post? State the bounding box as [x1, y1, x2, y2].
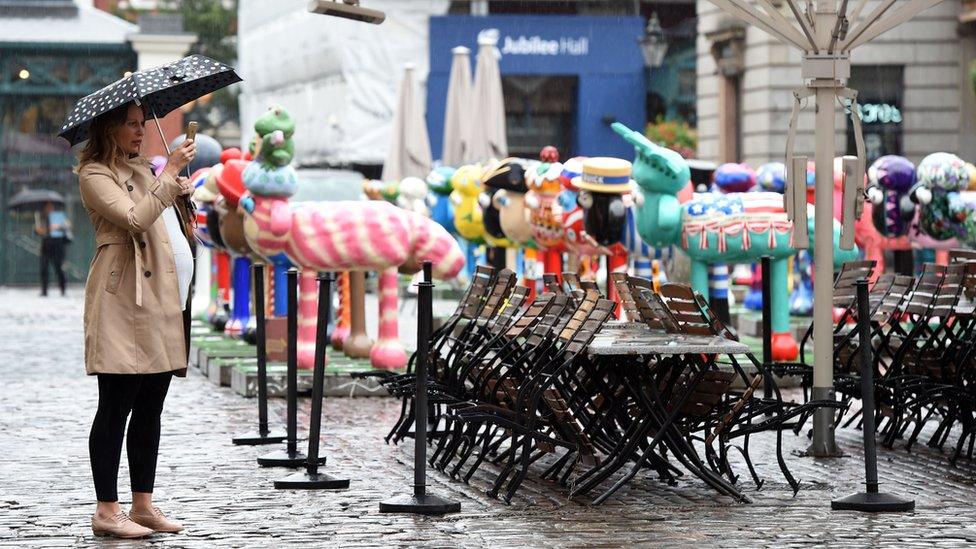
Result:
[233, 262, 286, 445]
[380, 262, 461, 515]
[761, 256, 774, 399]
[275, 272, 350, 489]
[831, 279, 914, 512]
[258, 268, 326, 468]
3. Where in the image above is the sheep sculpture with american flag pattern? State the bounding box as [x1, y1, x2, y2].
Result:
[612, 122, 859, 360]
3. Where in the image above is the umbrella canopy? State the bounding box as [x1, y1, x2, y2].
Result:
[7, 189, 65, 212]
[381, 64, 433, 182]
[442, 46, 474, 167]
[58, 54, 241, 146]
[470, 34, 507, 163]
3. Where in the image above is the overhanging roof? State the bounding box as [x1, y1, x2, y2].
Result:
[0, 0, 137, 45]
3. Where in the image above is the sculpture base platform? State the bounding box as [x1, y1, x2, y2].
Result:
[230, 357, 387, 398]
[197, 345, 255, 376]
[209, 357, 256, 386]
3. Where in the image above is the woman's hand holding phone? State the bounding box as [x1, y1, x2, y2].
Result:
[163, 122, 198, 178]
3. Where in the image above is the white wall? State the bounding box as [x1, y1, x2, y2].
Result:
[237, 0, 449, 166]
[696, 1, 968, 166]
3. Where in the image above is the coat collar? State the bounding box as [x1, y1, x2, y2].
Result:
[115, 154, 151, 184]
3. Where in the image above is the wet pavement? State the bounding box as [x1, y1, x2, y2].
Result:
[2, 286, 976, 548]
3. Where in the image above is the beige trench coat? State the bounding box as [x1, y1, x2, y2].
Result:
[78, 156, 194, 376]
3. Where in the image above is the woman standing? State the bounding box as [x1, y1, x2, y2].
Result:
[77, 101, 197, 539]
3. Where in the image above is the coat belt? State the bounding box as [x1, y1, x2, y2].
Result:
[95, 232, 146, 307]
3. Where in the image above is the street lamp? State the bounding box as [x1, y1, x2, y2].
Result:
[638, 13, 668, 69]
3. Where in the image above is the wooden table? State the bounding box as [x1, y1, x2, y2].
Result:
[588, 329, 749, 357]
[575, 326, 753, 504]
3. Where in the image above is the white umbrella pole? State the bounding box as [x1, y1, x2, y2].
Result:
[810, 85, 839, 455]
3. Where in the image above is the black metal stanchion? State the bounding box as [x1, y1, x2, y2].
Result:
[831, 279, 914, 512]
[380, 262, 460, 515]
[258, 268, 326, 468]
[275, 272, 350, 489]
[234, 262, 286, 445]
[761, 256, 774, 399]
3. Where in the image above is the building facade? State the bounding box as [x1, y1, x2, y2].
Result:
[695, 1, 976, 167]
[237, 0, 695, 173]
[0, 0, 198, 285]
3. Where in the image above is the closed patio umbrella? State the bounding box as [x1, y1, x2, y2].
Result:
[381, 63, 432, 182]
[470, 33, 507, 163]
[442, 46, 474, 167]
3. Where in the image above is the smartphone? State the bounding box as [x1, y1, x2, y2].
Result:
[186, 121, 198, 141]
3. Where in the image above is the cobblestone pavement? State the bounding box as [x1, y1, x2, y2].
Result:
[2, 286, 976, 548]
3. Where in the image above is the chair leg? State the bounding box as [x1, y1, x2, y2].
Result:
[435, 418, 466, 471]
[733, 437, 765, 490]
[386, 396, 413, 444]
[503, 436, 536, 503]
[463, 425, 499, 484]
[488, 433, 520, 499]
[776, 428, 800, 496]
[449, 423, 484, 478]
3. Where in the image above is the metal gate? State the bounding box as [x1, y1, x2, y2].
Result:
[0, 42, 136, 285]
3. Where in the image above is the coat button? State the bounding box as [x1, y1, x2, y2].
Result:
[144, 270, 152, 278]
[139, 241, 146, 249]
[127, 185, 134, 191]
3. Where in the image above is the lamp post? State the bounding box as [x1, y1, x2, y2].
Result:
[638, 12, 669, 69]
[703, 0, 945, 456]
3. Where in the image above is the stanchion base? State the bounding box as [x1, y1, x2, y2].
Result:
[274, 471, 350, 490]
[379, 493, 461, 515]
[257, 450, 327, 468]
[232, 430, 287, 446]
[831, 491, 915, 512]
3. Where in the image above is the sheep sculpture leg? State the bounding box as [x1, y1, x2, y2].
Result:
[343, 272, 373, 359]
[297, 269, 321, 369]
[331, 271, 351, 350]
[370, 268, 408, 369]
[691, 258, 797, 360]
[769, 257, 798, 360]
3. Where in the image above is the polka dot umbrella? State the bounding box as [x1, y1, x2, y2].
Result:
[57, 54, 241, 147]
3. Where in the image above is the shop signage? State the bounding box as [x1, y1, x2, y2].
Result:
[857, 102, 902, 125]
[431, 15, 643, 74]
[491, 30, 590, 57]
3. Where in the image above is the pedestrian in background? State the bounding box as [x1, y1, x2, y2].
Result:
[34, 201, 70, 296]
[76, 101, 196, 539]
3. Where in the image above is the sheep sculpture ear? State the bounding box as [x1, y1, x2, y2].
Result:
[270, 200, 292, 237]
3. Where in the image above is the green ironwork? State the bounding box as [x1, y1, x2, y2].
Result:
[0, 41, 136, 286]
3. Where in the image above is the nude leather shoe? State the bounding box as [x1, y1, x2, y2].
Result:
[91, 511, 155, 539]
[129, 506, 184, 533]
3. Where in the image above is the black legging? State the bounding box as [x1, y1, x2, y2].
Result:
[89, 372, 173, 502]
[39, 237, 66, 295]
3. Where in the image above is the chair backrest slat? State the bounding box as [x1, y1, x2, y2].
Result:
[659, 283, 715, 336]
[459, 265, 496, 319]
[479, 269, 517, 320]
[611, 272, 641, 322]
